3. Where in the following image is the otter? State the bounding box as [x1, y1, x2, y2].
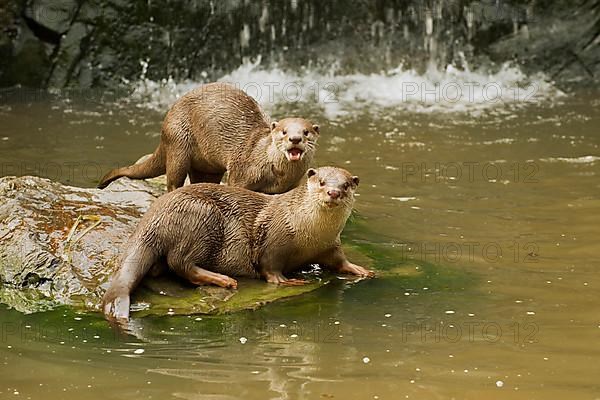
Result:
[97, 82, 319, 193]
[102, 166, 374, 322]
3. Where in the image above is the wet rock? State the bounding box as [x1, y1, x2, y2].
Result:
[490, 3, 600, 83]
[0, 175, 159, 312]
[0, 175, 330, 315]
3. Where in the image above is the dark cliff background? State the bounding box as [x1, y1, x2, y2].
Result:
[0, 0, 598, 90]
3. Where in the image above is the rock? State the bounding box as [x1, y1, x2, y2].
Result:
[3, 0, 596, 89]
[0, 175, 330, 315]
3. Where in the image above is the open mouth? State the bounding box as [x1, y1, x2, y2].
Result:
[286, 148, 303, 161]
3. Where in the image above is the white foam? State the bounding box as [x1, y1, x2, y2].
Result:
[482, 138, 515, 145]
[540, 156, 600, 164]
[131, 57, 564, 118]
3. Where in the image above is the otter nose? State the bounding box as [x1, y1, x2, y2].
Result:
[289, 136, 302, 145]
[327, 189, 341, 199]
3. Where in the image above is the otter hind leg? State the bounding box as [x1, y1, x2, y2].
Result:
[166, 152, 190, 191]
[185, 265, 238, 289]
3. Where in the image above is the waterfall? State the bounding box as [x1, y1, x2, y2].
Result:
[1, 0, 597, 89]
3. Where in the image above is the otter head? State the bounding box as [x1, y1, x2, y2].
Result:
[270, 118, 319, 162]
[306, 167, 359, 209]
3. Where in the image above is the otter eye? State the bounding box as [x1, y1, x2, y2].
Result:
[282, 130, 287, 135]
[303, 129, 309, 136]
[319, 180, 325, 187]
[343, 183, 350, 190]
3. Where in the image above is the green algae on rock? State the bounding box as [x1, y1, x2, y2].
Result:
[131, 276, 329, 317]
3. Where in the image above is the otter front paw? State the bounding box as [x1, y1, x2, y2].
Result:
[339, 262, 375, 278]
[264, 273, 308, 286]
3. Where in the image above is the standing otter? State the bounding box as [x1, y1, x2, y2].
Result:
[97, 82, 319, 193]
[103, 166, 374, 322]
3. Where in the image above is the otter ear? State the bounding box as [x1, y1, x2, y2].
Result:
[307, 168, 317, 178]
[351, 176, 360, 187]
[312, 124, 320, 134]
[271, 121, 279, 131]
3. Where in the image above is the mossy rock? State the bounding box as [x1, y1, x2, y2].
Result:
[130, 275, 330, 317]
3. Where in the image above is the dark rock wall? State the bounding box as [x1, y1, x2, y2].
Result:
[0, 0, 598, 89]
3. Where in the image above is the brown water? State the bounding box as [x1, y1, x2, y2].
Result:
[0, 89, 599, 399]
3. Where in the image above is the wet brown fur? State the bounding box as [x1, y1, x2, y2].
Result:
[98, 82, 319, 193]
[102, 167, 374, 322]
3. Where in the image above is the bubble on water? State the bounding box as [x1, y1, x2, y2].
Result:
[362, 357, 371, 364]
[290, 334, 298, 338]
[496, 380, 504, 388]
[239, 337, 248, 344]
[445, 310, 455, 314]
[384, 313, 392, 318]
[194, 317, 202, 321]
[133, 349, 145, 354]
[526, 311, 535, 315]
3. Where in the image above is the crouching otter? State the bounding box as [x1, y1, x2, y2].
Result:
[97, 82, 319, 193]
[102, 166, 374, 322]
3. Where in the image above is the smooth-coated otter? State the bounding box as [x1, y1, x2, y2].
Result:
[97, 82, 319, 193]
[103, 166, 374, 322]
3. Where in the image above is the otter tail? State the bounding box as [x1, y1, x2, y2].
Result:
[97, 144, 166, 189]
[102, 244, 156, 323]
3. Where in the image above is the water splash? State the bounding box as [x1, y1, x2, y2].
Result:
[131, 57, 564, 118]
